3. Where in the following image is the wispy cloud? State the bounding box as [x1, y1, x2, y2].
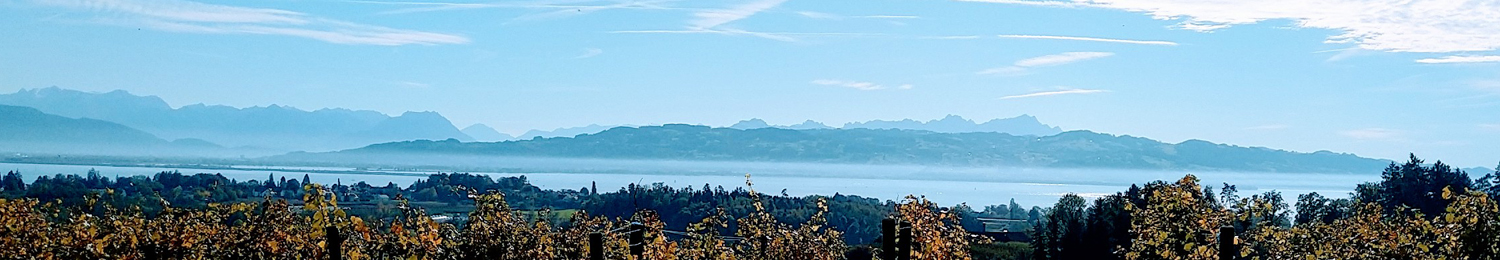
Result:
[395, 81, 432, 88]
[1014, 52, 1114, 67]
[1480, 123, 1500, 131]
[36, 0, 469, 45]
[797, 11, 919, 20]
[926, 35, 983, 40]
[969, 0, 1500, 53]
[979, 52, 1114, 75]
[611, 29, 879, 42]
[997, 34, 1178, 46]
[691, 0, 786, 29]
[810, 79, 912, 91]
[999, 88, 1109, 99]
[610, 0, 798, 41]
[347, 0, 682, 17]
[1340, 128, 1402, 140]
[1416, 55, 1500, 64]
[575, 48, 604, 59]
[955, 0, 1091, 8]
[1245, 124, 1290, 131]
[612, 28, 797, 41]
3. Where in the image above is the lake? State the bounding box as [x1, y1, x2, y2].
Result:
[0, 161, 1383, 208]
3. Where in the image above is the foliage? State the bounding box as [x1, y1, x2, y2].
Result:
[893, 195, 984, 260]
[1123, 175, 1230, 260]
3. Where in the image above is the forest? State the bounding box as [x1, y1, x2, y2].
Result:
[0, 154, 1497, 259]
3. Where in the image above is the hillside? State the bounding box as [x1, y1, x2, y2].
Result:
[730, 115, 1063, 136]
[286, 124, 1392, 173]
[0, 87, 473, 151]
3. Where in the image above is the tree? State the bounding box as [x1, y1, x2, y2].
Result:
[1365, 154, 1474, 216]
[1032, 194, 1087, 260]
[1475, 163, 1500, 197]
[1008, 199, 1024, 220]
[1124, 175, 1229, 260]
[1081, 194, 1131, 260]
[1, 171, 23, 193]
[1294, 192, 1351, 225]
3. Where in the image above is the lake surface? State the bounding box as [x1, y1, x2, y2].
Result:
[0, 162, 1382, 208]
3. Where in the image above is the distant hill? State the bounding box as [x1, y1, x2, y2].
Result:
[517, 124, 620, 140]
[0, 105, 238, 156]
[462, 124, 514, 142]
[0, 87, 473, 152]
[729, 115, 1063, 136]
[286, 124, 1393, 173]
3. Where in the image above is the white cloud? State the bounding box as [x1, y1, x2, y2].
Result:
[37, 0, 468, 45]
[609, 0, 806, 42]
[927, 35, 983, 40]
[975, 0, 1500, 53]
[1340, 128, 1403, 140]
[956, 0, 1090, 8]
[1481, 123, 1500, 131]
[999, 88, 1109, 99]
[797, 11, 919, 20]
[1320, 47, 1368, 62]
[348, 0, 682, 17]
[979, 52, 1114, 75]
[691, 0, 786, 29]
[1416, 55, 1500, 64]
[611, 29, 879, 42]
[1014, 52, 1115, 67]
[611, 28, 799, 41]
[976, 66, 1029, 76]
[395, 81, 431, 88]
[997, 34, 1179, 46]
[1245, 124, 1290, 130]
[575, 48, 604, 59]
[810, 79, 912, 91]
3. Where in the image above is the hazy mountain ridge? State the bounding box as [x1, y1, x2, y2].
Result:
[0, 104, 244, 156]
[730, 115, 1063, 136]
[517, 124, 622, 140]
[462, 124, 514, 142]
[290, 124, 1392, 173]
[0, 87, 473, 152]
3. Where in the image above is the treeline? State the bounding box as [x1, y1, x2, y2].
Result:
[0, 170, 1042, 247]
[1029, 155, 1500, 259]
[0, 176, 994, 259]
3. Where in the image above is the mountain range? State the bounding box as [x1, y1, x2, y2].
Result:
[517, 124, 622, 140]
[0, 87, 473, 152]
[281, 124, 1394, 173]
[729, 115, 1062, 136]
[0, 104, 231, 156]
[462, 124, 514, 142]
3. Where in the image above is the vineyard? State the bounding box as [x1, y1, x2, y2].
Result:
[1, 156, 1499, 259]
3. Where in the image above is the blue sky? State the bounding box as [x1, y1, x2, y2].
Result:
[1, 0, 1498, 167]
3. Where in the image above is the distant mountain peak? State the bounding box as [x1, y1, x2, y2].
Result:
[0, 87, 473, 152]
[519, 124, 622, 139]
[787, 120, 832, 130]
[840, 114, 1061, 136]
[462, 123, 514, 142]
[937, 114, 971, 122]
[730, 118, 772, 130]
